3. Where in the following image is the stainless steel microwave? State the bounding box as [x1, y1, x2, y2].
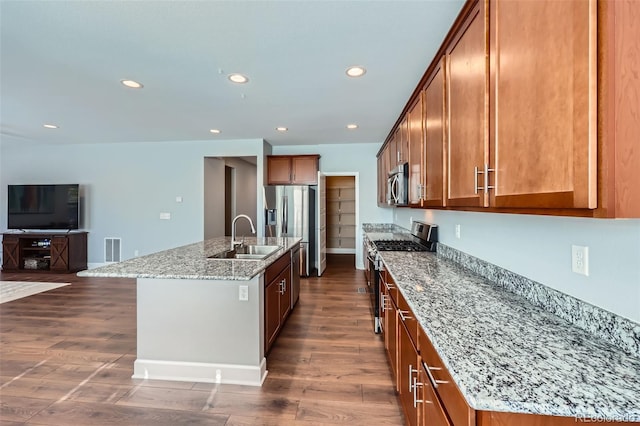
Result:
[387, 163, 409, 206]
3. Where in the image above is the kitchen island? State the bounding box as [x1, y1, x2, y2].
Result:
[79, 236, 301, 386]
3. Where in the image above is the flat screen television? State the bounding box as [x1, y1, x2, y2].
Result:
[7, 184, 80, 230]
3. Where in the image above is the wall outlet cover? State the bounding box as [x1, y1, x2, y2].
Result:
[571, 245, 589, 276]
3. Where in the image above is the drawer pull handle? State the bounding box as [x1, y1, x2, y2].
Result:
[425, 363, 449, 388]
[399, 310, 411, 321]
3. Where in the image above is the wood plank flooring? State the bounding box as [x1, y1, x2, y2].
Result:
[0, 254, 404, 425]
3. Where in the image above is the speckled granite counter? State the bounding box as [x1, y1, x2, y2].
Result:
[372, 247, 640, 420]
[78, 236, 302, 280]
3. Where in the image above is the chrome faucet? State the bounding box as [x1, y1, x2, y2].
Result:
[231, 214, 256, 249]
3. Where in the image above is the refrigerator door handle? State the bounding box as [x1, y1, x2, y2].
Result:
[282, 196, 288, 235]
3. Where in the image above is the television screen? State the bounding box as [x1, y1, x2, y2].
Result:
[7, 184, 80, 230]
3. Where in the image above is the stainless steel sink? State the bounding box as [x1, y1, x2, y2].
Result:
[208, 245, 281, 260]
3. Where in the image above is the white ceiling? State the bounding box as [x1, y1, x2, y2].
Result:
[0, 0, 464, 147]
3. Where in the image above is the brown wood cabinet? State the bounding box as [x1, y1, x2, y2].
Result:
[266, 155, 320, 185]
[381, 269, 399, 390]
[378, 145, 390, 206]
[1, 232, 88, 273]
[407, 95, 424, 206]
[264, 251, 292, 353]
[423, 57, 447, 208]
[376, 0, 639, 218]
[446, 0, 488, 208]
[488, 0, 597, 209]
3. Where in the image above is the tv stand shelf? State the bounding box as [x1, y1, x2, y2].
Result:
[2, 232, 87, 273]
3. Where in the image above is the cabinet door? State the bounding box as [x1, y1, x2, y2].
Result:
[446, 1, 488, 207]
[378, 146, 390, 205]
[2, 237, 20, 270]
[408, 95, 424, 206]
[423, 58, 446, 207]
[265, 279, 281, 353]
[279, 265, 291, 320]
[489, 0, 597, 209]
[399, 320, 419, 426]
[50, 236, 69, 271]
[398, 116, 409, 165]
[267, 156, 292, 185]
[291, 156, 318, 184]
[387, 132, 398, 169]
[385, 283, 399, 391]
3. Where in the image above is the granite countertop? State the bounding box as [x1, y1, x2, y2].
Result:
[78, 236, 302, 281]
[366, 235, 640, 420]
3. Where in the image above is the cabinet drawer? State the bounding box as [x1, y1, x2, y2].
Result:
[419, 327, 475, 426]
[265, 252, 290, 284]
[420, 361, 452, 426]
[397, 290, 419, 348]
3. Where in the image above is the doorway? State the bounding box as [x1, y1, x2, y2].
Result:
[203, 157, 257, 239]
[323, 174, 358, 268]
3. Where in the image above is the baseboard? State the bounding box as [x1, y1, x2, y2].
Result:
[132, 357, 268, 386]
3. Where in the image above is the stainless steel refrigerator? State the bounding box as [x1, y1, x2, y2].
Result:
[266, 186, 316, 277]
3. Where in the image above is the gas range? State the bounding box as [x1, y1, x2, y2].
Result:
[373, 239, 431, 252]
[365, 221, 438, 334]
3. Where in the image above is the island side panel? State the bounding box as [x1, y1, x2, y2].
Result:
[134, 276, 266, 386]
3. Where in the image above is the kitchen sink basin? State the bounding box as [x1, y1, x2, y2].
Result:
[208, 245, 282, 260]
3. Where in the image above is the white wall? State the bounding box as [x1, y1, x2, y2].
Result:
[0, 139, 268, 264]
[272, 142, 393, 268]
[394, 208, 640, 323]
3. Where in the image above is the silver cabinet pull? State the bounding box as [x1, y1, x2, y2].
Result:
[399, 310, 411, 321]
[424, 363, 448, 388]
[408, 364, 418, 392]
[475, 164, 495, 194]
[413, 377, 424, 408]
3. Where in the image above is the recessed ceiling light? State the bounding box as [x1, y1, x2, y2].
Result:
[209, 129, 221, 134]
[120, 79, 143, 89]
[346, 66, 366, 78]
[276, 127, 288, 132]
[347, 124, 358, 129]
[228, 73, 249, 84]
[43, 124, 59, 129]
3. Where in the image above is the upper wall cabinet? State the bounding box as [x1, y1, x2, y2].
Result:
[423, 57, 447, 208]
[407, 95, 424, 206]
[488, 0, 597, 209]
[267, 155, 320, 185]
[446, 0, 488, 208]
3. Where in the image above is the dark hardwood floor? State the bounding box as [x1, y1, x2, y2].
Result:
[0, 254, 404, 425]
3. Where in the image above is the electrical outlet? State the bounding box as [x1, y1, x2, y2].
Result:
[159, 212, 171, 220]
[239, 285, 249, 301]
[134, 249, 139, 257]
[571, 245, 589, 276]
[455, 224, 461, 239]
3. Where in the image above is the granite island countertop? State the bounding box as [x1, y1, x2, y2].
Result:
[366, 236, 640, 420]
[78, 236, 302, 281]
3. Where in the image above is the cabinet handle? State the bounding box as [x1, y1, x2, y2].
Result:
[399, 310, 411, 321]
[413, 377, 424, 408]
[408, 364, 418, 392]
[424, 362, 448, 388]
[485, 164, 495, 192]
[380, 294, 386, 312]
[475, 164, 495, 194]
[474, 166, 483, 194]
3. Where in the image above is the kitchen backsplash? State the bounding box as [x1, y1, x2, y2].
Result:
[436, 243, 640, 358]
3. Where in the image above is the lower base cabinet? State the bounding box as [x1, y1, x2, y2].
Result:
[264, 250, 293, 354]
[379, 257, 639, 426]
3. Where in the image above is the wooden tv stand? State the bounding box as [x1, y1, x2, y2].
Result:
[1, 231, 88, 273]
